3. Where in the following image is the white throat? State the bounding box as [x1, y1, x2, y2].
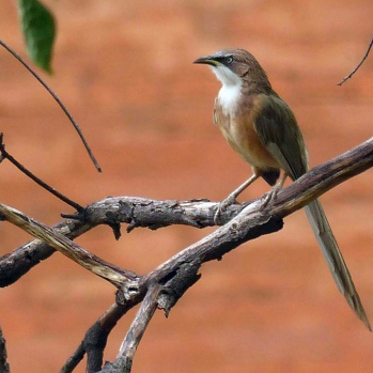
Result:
[211, 65, 242, 116]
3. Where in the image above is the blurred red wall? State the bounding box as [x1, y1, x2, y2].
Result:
[1, 1, 373, 372]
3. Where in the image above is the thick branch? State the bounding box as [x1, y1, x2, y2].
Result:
[2, 137, 371, 373]
[1, 137, 372, 289]
[0, 198, 218, 287]
[102, 285, 161, 373]
[271, 136, 373, 216]
[0, 204, 137, 287]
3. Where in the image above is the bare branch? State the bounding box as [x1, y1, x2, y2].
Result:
[61, 303, 130, 373]
[338, 36, 373, 86]
[0, 203, 137, 287]
[0, 133, 84, 212]
[0, 322, 10, 373]
[1, 137, 372, 290]
[271, 136, 373, 216]
[0, 39, 102, 172]
[60, 343, 85, 373]
[102, 285, 161, 373]
[0, 217, 93, 287]
[115, 136, 372, 316]
[2, 137, 372, 372]
[0, 198, 219, 287]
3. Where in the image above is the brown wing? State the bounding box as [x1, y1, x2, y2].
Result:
[253, 94, 309, 180]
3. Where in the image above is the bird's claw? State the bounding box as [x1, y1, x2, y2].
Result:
[214, 195, 237, 225]
[261, 185, 281, 210]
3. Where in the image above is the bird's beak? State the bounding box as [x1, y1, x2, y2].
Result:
[193, 56, 219, 66]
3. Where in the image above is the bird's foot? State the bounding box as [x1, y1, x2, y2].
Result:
[214, 195, 237, 225]
[261, 185, 281, 210]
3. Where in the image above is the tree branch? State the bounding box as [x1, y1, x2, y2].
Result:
[1, 137, 372, 372]
[338, 36, 373, 86]
[0, 203, 137, 287]
[104, 284, 161, 373]
[0, 40, 102, 172]
[1, 137, 372, 290]
[0, 322, 10, 373]
[0, 198, 220, 287]
[61, 303, 134, 373]
[0, 133, 84, 212]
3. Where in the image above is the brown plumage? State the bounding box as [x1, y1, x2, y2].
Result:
[194, 48, 371, 330]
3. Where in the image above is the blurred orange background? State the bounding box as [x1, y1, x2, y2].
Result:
[1, 1, 373, 372]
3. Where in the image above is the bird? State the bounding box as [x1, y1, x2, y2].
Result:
[194, 48, 371, 330]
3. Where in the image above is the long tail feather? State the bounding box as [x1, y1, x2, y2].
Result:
[305, 199, 371, 331]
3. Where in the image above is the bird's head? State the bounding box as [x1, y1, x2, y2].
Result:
[194, 48, 270, 90]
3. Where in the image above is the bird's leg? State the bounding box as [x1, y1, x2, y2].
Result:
[214, 173, 260, 224]
[261, 173, 288, 209]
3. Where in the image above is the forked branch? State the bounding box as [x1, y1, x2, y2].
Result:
[1, 137, 372, 373]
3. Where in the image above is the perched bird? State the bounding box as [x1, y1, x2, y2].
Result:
[194, 48, 371, 330]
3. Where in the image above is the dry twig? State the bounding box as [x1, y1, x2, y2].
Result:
[1, 137, 372, 372]
[109, 284, 162, 373]
[0, 39, 102, 172]
[338, 36, 373, 86]
[0, 133, 84, 212]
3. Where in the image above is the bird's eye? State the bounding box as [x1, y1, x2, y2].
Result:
[226, 57, 233, 64]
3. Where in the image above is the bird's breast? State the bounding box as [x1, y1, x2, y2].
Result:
[214, 95, 280, 171]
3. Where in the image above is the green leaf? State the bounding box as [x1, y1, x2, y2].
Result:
[17, 0, 56, 73]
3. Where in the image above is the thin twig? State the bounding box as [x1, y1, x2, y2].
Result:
[338, 36, 373, 86]
[0, 133, 84, 212]
[60, 343, 85, 373]
[0, 39, 102, 172]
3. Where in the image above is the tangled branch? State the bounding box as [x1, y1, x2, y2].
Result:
[0, 137, 372, 372]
